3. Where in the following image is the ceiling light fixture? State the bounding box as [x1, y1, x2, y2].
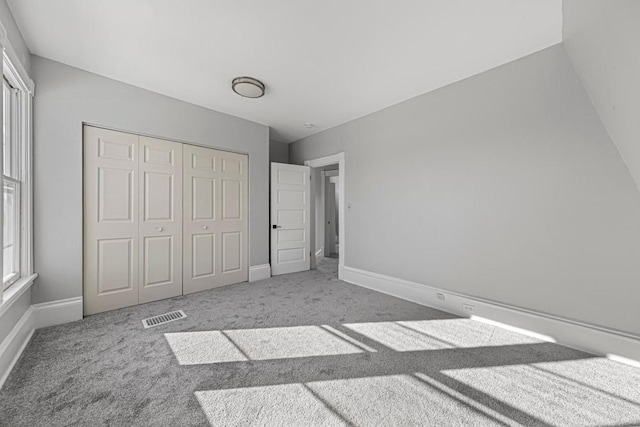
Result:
[232, 76, 265, 98]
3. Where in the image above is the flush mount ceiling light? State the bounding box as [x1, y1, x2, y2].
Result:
[232, 76, 265, 98]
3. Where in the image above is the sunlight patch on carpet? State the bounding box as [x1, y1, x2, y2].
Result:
[195, 374, 509, 426]
[442, 359, 640, 426]
[166, 325, 368, 365]
[343, 319, 543, 351]
[165, 331, 247, 364]
[195, 384, 345, 426]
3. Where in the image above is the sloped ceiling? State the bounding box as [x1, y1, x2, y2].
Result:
[9, 0, 561, 142]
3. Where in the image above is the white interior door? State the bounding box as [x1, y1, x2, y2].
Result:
[84, 126, 139, 315]
[271, 163, 311, 275]
[138, 136, 183, 304]
[183, 144, 248, 294]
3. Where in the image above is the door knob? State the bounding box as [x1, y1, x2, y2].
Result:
[272, 225, 282, 229]
[157, 227, 163, 232]
[202, 225, 208, 230]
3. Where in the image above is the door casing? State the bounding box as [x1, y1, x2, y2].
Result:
[304, 153, 346, 280]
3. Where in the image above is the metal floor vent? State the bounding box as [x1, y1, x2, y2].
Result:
[142, 310, 187, 329]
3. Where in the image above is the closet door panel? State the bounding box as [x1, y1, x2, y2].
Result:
[84, 126, 139, 315]
[138, 136, 183, 303]
[192, 233, 215, 278]
[183, 145, 219, 294]
[183, 145, 247, 294]
[217, 150, 248, 286]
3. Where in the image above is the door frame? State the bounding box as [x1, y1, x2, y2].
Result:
[304, 152, 345, 280]
[325, 173, 339, 257]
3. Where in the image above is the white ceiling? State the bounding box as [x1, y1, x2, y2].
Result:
[8, 0, 562, 142]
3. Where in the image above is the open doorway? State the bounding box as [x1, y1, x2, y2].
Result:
[305, 153, 345, 280]
[324, 170, 340, 260]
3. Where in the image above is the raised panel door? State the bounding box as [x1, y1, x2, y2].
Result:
[138, 136, 183, 304]
[84, 126, 139, 315]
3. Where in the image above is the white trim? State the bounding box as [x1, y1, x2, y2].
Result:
[0, 296, 83, 389]
[0, 306, 34, 389]
[0, 273, 37, 318]
[2, 49, 34, 96]
[304, 152, 345, 280]
[20, 89, 34, 276]
[304, 152, 344, 169]
[607, 354, 640, 369]
[0, 43, 35, 307]
[32, 297, 83, 329]
[342, 265, 640, 364]
[0, 18, 34, 96]
[249, 264, 271, 282]
[318, 170, 326, 269]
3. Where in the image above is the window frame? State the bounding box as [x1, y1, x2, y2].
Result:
[0, 36, 35, 300]
[3, 177, 21, 288]
[3, 77, 21, 289]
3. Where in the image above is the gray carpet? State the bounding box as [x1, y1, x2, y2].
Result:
[2, 258, 640, 426]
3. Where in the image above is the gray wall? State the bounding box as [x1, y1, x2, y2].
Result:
[291, 44, 640, 335]
[269, 139, 289, 164]
[563, 0, 640, 193]
[32, 56, 269, 304]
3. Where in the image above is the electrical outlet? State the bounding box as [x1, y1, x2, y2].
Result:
[462, 304, 474, 313]
[436, 293, 445, 301]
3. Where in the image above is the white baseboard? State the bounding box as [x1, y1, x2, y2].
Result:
[1, 296, 84, 389]
[249, 264, 271, 282]
[32, 296, 83, 329]
[342, 266, 640, 364]
[0, 307, 34, 389]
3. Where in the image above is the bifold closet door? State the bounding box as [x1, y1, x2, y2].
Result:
[84, 127, 183, 315]
[84, 126, 140, 315]
[138, 136, 183, 304]
[183, 145, 248, 294]
[85, 125, 247, 314]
